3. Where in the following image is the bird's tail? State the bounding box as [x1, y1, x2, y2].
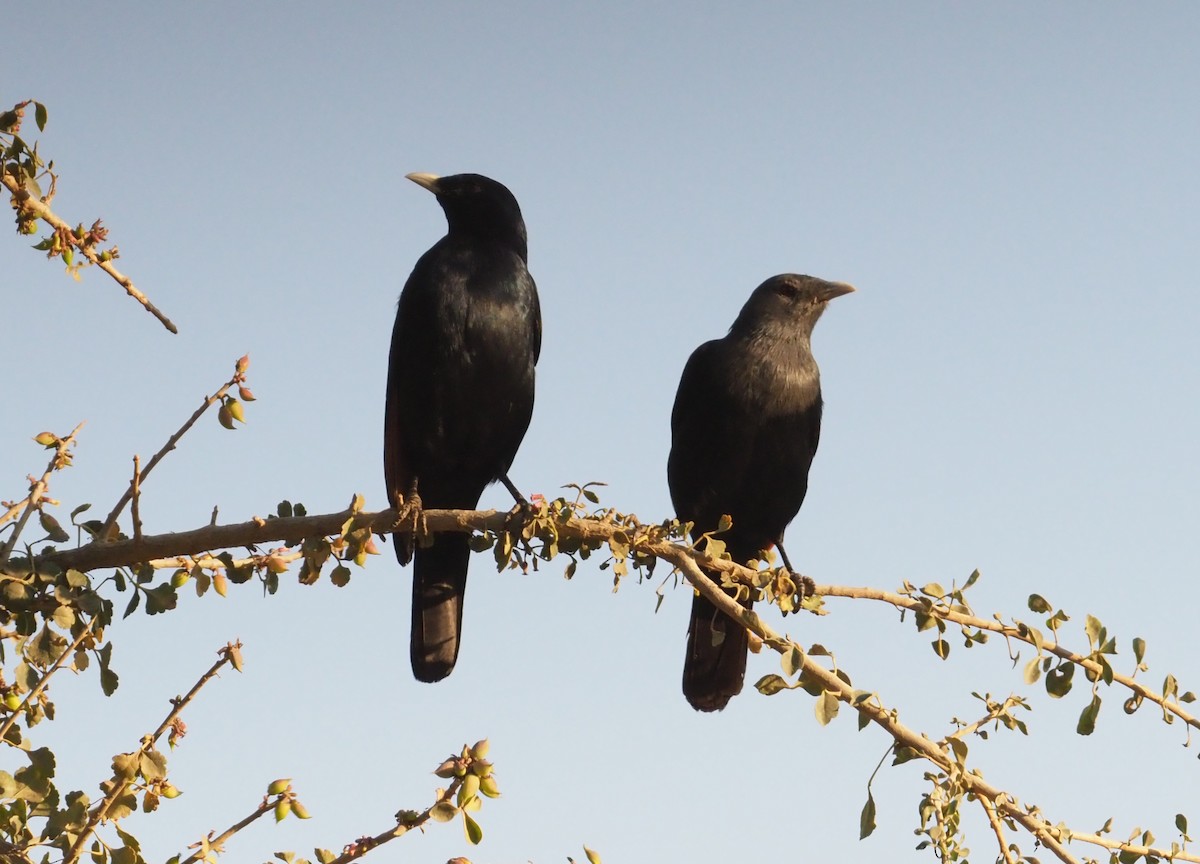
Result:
[410, 533, 471, 682]
[682, 591, 750, 712]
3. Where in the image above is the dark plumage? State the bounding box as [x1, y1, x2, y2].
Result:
[668, 273, 853, 711]
[385, 172, 541, 683]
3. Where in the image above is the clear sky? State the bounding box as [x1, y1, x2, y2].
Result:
[5, 4, 1199, 862]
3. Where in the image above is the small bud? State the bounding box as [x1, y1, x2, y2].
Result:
[457, 774, 480, 807]
[34, 431, 58, 447]
[470, 739, 490, 759]
[265, 555, 289, 574]
[433, 758, 458, 779]
[170, 569, 190, 589]
[212, 572, 228, 597]
[236, 354, 250, 374]
[274, 798, 291, 822]
[291, 800, 311, 819]
[4, 693, 22, 711]
[217, 404, 235, 430]
[161, 784, 182, 799]
[238, 385, 256, 402]
[226, 398, 245, 423]
[267, 778, 291, 795]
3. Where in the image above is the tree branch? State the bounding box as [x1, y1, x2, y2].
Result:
[818, 585, 1198, 733]
[0, 422, 85, 569]
[2, 171, 177, 334]
[0, 617, 94, 744]
[98, 361, 247, 538]
[14, 500, 1195, 864]
[63, 642, 241, 864]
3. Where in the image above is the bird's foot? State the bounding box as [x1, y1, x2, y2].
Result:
[502, 496, 537, 540]
[393, 491, 426, 542]
[774, 563, 817, 616]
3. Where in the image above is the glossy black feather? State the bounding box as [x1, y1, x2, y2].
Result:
[668, 273, 852, 711]
[385, 173, 540, 683]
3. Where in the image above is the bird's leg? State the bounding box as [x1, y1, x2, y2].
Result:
[393, 477, 427, 544]
[775, 541, 816, 612]
[775, 541, 795, 574]
[498, 473, 529, 506]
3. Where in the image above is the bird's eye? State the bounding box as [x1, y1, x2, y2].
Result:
[774, 282, 799, 299]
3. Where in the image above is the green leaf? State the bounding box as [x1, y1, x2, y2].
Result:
[946, 736, 968, 765]
[34, 102, 47, 132]
[931, 638, 950, 660]
[463, 811, 483, 845]
[1027, 593, 1052, 613]
[100, 665, 120, 696]
[1084, 614, 1103, 646]
[429, 801, 458, 823]
[140, 749, 167, 782]
[1176, 813, 1187, 834]
[1133, 637, 1146, 664]
[144, 583, 178, 615]
[891, 746, 919, 765]
[1045, 661, 1074, 698]
[39, 511, 70, 543]
[921, 582, 945, 598]
[1023, 656, 1042, 685]
[123, 590, 141, 619]
[814, 690, 839, 726]
[108, 790, 137, 821]
[1077, 694, 1101, 736]
[781, 644, 804, 677]
[112, 753, 138, 781]
[859, 791, 877, 839]
[754, 674, 789, 696]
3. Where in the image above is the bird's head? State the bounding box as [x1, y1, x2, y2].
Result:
[406, 172, 528, 261]
[732, 273, 855, 338]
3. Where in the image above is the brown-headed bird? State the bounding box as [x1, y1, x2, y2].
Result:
[668, 273, 853, 711]
[385, 172, 541, 683]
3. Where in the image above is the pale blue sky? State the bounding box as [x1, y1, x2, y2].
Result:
[5, 4, 1199, 862]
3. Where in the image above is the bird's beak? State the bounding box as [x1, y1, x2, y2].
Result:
[819, 281, 856, 301]
[406, 172, 441, 193]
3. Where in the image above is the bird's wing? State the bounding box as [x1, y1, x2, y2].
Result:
[383, 310, 412, 511]
[667, 339, 756, 537]
[526, 270, 542, 364]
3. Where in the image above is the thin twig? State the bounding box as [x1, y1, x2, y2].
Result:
[179, 793, 283, 864]
[325, 775, 466, 864]
[0, 422, 85, 568]
[131, 456, 143, 545]
[980, 795, 1019, 864]
[98, 372, 241, 539]
[0, 617, 95, 744]
[1, 171, 177, 334]
[817, 585, 1199, 734]
[63, 642, 241, 864]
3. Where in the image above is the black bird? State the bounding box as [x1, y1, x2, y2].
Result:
[385, 172, 541, 683]
[668, 273, 853, 711]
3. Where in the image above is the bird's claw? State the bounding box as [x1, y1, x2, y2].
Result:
[393, 491, 427, 543]
[503, 497, 537, 540]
